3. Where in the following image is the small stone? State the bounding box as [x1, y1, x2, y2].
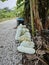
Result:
[0, 46, 4, 48]
[18, 64, 22, 65]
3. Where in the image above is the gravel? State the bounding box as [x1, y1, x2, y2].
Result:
[0, 19, 22, 65]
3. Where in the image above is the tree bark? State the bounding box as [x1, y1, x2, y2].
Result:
[30, 0, 34, 36]
[34, 0, 43, 31]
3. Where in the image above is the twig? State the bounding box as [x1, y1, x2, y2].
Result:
[37, 56, 48, 65]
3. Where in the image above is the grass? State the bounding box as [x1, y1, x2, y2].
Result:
[0, 17, 16, 22]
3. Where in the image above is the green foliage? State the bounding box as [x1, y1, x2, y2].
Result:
[17, 1, 25, 9]
[16, 5, 24, 17]
[17, 0, 23, 5]
[0, 8, 16, 22]
[0, 0, 25, 21]
[1, 0, 6, 2]
[16, 0, 25, 17]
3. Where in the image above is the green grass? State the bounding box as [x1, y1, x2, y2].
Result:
[0, 17, 16, 22]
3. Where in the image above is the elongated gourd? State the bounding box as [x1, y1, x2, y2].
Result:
[17, 46, 35, 54]
[15, 24, 30, 41]
[15, 24, 23, 41]
[18, 32, 31, 42]
[20, 41, 35, 48]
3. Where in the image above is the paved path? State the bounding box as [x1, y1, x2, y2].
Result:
[0, 19, 22, 65]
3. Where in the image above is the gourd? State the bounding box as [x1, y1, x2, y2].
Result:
[20, 41, 35, 48]
[18, 32, 31, 42]
[21, 28, 29, 35]
[17, 46, 35, 54]
[15, 24, 23, 41]
[15, 24, 30, 41]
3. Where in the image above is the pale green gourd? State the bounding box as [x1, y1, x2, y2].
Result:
[17, 46, 35, 54]
[15, 24, 23, 41]
[15, 24, 30, 41]
[18, 32, 31, 42]
[21, 28, 29, 35]
[20, 41, 35, 48]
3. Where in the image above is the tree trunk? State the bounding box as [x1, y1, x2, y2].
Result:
[30, 0, 34, 36]
[34, 0, 43, 31]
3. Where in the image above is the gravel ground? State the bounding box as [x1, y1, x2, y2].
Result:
[0, 19, 22, 65]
